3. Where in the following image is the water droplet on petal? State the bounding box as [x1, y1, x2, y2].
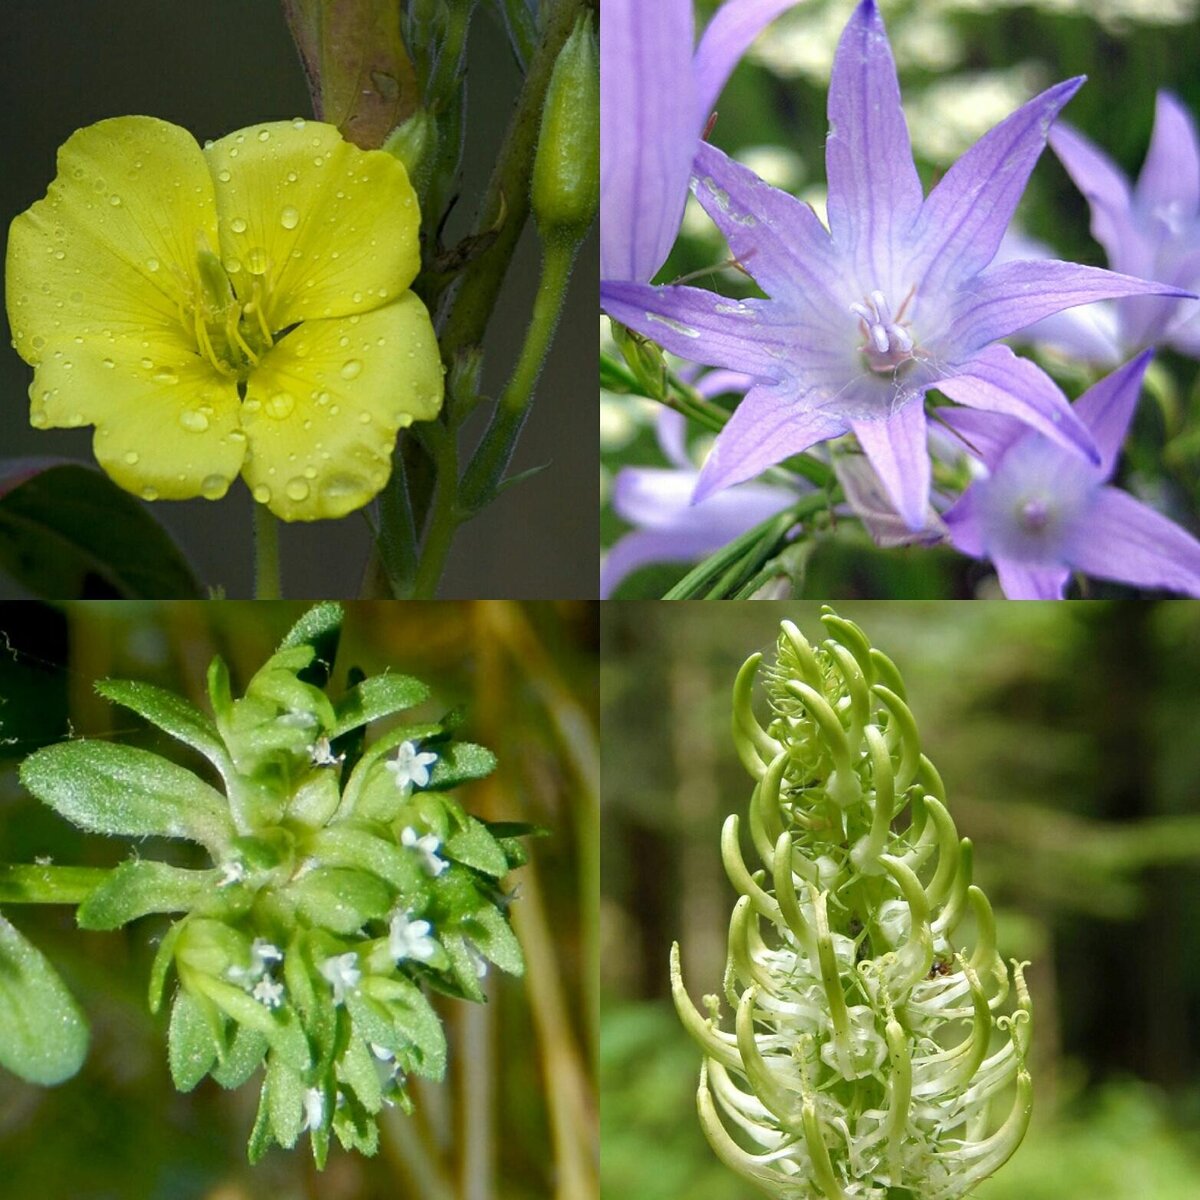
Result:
[146, 257, 160, 272]
[247, 247, 269, 274]
[224, 257, 243, 275]
[230, 217, 248, 234]
[142, 486, 159, 501]
[200, 473, 227, 500]
[123, 450, 140, 465]
[321, 474, 366, 502]
[291, 117, 307, 130]
[286, 171, 298, 184]
[179, 410, 209, 432]
[358, 411, 372, 424]
[217, 169, 231, 183]
[285, 477, 310, 502]
[140, 357, 154, 370]
[31, 334, 45, 350]
[279, 206, 299, 230]
[340, 359, 362, 380]
[257, 129, 271, 142]
[109, 194, 122, 207]
[266, 391, 295, 419]
[30, 410, 49, 428]
[153, 370, 179, 385]
[253, 484, 271, 504]
[102, 358, 114, 369]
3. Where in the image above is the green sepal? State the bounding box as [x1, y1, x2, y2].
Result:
[168, 987, 220, 1092]
[0, 913, 89, 1085]
[20, 741, 233, 852]
[148, 918, 186, 1014]
[207, 656, 234, 726]
[246, 665, 336, 733]
[484, 820, 547, 869]
[330, 674, 431, 738]
[338, 1032, 383, 1114]
[459, 902, 523, 976]
[440, 931, 486, 1002]
[211, 1025, 268, 1089]
[332, 1085, 378, 1155]
[285, 867, 393, 935]
[190, 976, 311, 1072]
[310, 825, 424, 895]
[363, 975, 447, 1080]
[284, 931, 338, 1075]
[278, 602, 343, 688]
[94, 679, 229, 771]
[248, 1077, 274, 1164]
[267, 1051, 307, 1148]
[444, 815, 510, 878]
[427, 742, 497, 790]
[77, 860, 221, 930]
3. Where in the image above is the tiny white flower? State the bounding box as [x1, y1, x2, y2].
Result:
[319, 952, 362, 1004]
[218, 859, 247, 888]
[385, 740, 438, 794]
[401, 826, 449, 877]
[465, 942, 489, 980]
[252, 974, 285, 1009]
[227, 938, 284, 987]
[301, 1087, 325, 1132]
[308, 734, 343, 766]
[370, 1042, 394, 1062]
[389, 910, 438, 963]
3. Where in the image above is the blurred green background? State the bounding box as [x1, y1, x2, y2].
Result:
[0, 600, 597, 1200]
[0, 1, 598, 600]
[601, 601, 1200, 1199]
[601, 0, 1200, 598]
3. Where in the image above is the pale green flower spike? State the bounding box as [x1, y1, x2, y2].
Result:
[17, 604, 527, 1168]
[672, 608, 1032, 1200]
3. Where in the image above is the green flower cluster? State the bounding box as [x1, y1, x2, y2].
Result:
[19, 604, 526, 1166]
[672, 609, 1032, 1200]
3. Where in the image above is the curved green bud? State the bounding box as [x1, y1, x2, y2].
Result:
[732, 653, 780, 779]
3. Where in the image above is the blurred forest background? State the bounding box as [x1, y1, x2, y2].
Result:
[601, 601, 1200, 1199]
[601, 0, 1200, 598]
[0, 601, 597, 1200]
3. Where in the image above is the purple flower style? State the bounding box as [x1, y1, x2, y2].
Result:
[942, 351, 1200, 599]
[601, 0, 1190, 530]
[602, 376, 797, 597]
[601, 0, 802, 284]
[1051, 92, 1200, 357]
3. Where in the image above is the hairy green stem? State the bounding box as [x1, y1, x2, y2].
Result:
[0, 864, 111, 906]
[253, 504, 281, 599]
[409, 427, 461, 598]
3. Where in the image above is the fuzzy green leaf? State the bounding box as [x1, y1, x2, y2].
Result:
[330, 674, 431, 738]
[462, 902, 524, 976]
[310, 825, 424, 895]
[428, 742, 497, 790]
[77, 860, 220, 930]
[94, 679, 228, 769]
[267, 1052, 307, 1148]
[211, 1025, 268, 1089]
[20, 741, 233, 851]
[278, 602, 343, 689]
[148, 919, 185, 1014]
[338, 1033, 383, 1114]
[360, 975, 447, 1079]
[168, 988, 219, 1091]
[444, 815, 511, 878]
[440, 931, 487, 1002]
[286, 868, 393, 935]
[0, 913, 89, 1085]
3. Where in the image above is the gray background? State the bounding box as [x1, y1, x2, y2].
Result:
[0, 0, 597, 598]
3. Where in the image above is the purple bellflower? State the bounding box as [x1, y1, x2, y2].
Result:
[1050, 92, 1200, 357]
[602, 381, 797, 597]
[601, 0, 802, 284]
[942, 350, 1200, 599]
[602, 0, 1190, 530]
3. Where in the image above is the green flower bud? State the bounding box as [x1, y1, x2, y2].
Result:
[674, 608, 1033, 1200]
[531, 13, 598, 240]
[383, 108, 439, 200]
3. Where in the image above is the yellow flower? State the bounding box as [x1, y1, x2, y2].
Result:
[6, 116, 443, 521]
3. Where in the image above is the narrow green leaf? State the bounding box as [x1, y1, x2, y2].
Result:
[364, 975, 447, 1080]
[285, 868, 393, 935]
[168, 988, 219, 1091]
[95, 679, 229, 770]
[440, 931, 486, 1002]
[663, 508, 800, 600]
[248, 1077, 274, 1164]
[20, 741, 233, 851]
[278, 602, 343, 688]
[148, 918, 185, 1014]
[0, 913, 88, 1084]
[330, 674, 431, 738]
[310, 825, 423, 894]
[267, 1052, 306, 1148]
[462, 902, 524, 976]
[211, 1025, 268, 1090]
[338, 1034, 383, 1114]
[0, 463, 202, 599]
[77, 860, 219, 931]
[428, 742, 498, 790]
[444, 816, 510, 878]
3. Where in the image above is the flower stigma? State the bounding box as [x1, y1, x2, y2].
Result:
[850, 287, 916, 374]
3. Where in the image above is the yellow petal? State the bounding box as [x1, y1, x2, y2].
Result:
[239, 292, 443, 521]
[204, 120, 421, 329]
[6, 116, 217, 363]
[29, 335, 244, 502]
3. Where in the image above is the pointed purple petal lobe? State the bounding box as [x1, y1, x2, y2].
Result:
[600, 0, 696, 282]
[912, 78, 1084, 294]
[993, 558, 1070, 599]
[1135, 91, 1200, 220]
[601, 282, 791, 378]
[1072, 350, 1154, 477]
[942, 487, 987, 557]
[1066, 487, 1200, 596]
[824, 0, 923, 288]
[694, 382, 847, 501]
[692, 0, 802, 124]
[935, 407, 1026, 471]
[936, 344, 1098, 463]
[941, 259, 1193, 355]
[1048, 122, 1132, 265]
[692, 141, 843, 320]
[849, 400, 930, 532]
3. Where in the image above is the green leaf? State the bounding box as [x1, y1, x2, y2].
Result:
[211, 1025, 268, 1089]
[462, 902, 524, 976]
[283, 932, 338, 1075]
[285, 867, 393, 934]
[248, 1078, 274, 1164]
[0, 913, 89, 1084]
[20, 740, 233, 851]
[338, 721, 446, 818]
[0, 462, 202, 599]
[192, 976, 311, 1072]
[310, 825, 424, 894]
[148, 918, 185, 1014]
[168, 987, 219, 1091]
[440, 931, 486, 1002]
[77, 860, 219, 930]
[444, 816, 510, 878]
[94, 679, 229, 770]
[267, 1052, 307, 1148]
[278, 602, 343, 688]
[331, 1086, 378, 1156]
[364, 975, 447, 1080]
[428, 742, 498, 790]
[330, 674, 431, 738]
[338, 1033, 383, 1114]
